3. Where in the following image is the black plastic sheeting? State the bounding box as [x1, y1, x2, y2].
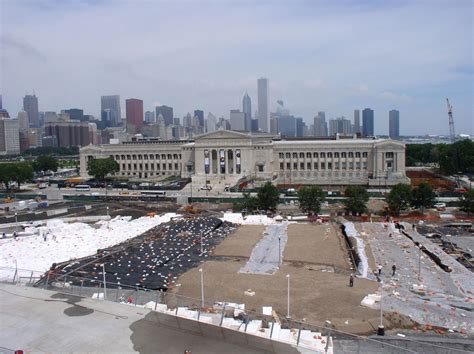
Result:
[49, 217, 236, 290]
[340, 224, 360, 271]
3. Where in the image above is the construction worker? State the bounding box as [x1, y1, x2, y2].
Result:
[349, 274, 354, 287]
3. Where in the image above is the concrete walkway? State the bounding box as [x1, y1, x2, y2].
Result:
[0, 284, 291, 353]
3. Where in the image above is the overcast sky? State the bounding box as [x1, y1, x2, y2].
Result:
[1, 0, 472, 135]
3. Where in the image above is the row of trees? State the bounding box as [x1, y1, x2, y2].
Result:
[406, 140, 474, 174]
[236, 182, 474, 216]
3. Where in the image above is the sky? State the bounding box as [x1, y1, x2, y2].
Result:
[0, 0, 473, 135]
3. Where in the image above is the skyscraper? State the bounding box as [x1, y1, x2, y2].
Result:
[144, 111, 156, 124]
[313, 112, 328, 136]
[242, 92, 252, 131]
[389, 109, 400, 138]
[0, 118, 20, 155]
[362, 108, 374, 137]
[156, 105, 173, 126]
[17, 111, 29, 131]
[126, 98, 144, 134]
[64, 108, 85, 121]
[230, 109, 246, 131]
[101, 95, 121, 127]
[257, 78, 269, 132]
[23, 94, 39, 128]
[194, 110, 204, 127]
[206, 112, 217, 132]
[353, 110, 361, 134]
[329, 117, 352, 136]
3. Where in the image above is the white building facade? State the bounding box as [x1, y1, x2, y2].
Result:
[80, 130, 409, 187]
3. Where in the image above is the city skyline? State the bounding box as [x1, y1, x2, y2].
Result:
[1, 0, 472, 135]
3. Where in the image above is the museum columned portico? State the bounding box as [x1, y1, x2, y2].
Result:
[80, 130, 410, 187]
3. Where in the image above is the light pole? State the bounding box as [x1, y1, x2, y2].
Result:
[14, 212, 18, 233]
[286, 274, 290, 318]
[189, 173, 193, 202]
[200, 231, 204, 255]
[106, 206, 109, 217]
[102, 263, 107, 299]
[418, 244, 422, 281]
[199, 268, 204, 308]
[377, 289, 384, 336]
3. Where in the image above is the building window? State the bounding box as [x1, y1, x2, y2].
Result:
[149, 154, 154, 159]
[299, 152, 304, 158]
[115, 155, 120, 160]
[144, 155, 148, 160]
[133, 163, 137, 170]
[174, 163, 178, 170]
[355, 152, 361, 158]
[307, 162, 311, 170]
[128, 163, 131, 170]
[292, 152, 298, 158]
[139, 163, 143, 170]
[341, 152, 347, 158]
[335, 162, 340, 169]
[162, 164, 166, 170]
[151, 164, 154, 170]
[285, 152, 291, 158]
[168, 163, 172, 170]
[314, 162, 319, 170]
[293, 162, 298, 170]
[121, 163, 125, 170]
[280, 162, 284, 170]
[356, 162, 361, 169]
[342, 162, 346, 169]
[179, 154, 182, 159]
[348, 152, 354, 158]
[126, 155, 131, 160]
[320, 152, 325, 158]
[327, 162, 332, 169]
[363, 161, 367, 169]
[132, 154, 136, 160]
[349, 162, 354, 169]
[300, 162, 305, 170]
[167, 154, 172, 159]
[327, 152, 332, 158]
[155, 154, 160, 159]
[138, 155, 142, 160]
[386, 152, 394, 158]
[156, 164, 160, 170]
[286, 162, 291, 170]
[363, 152, 368, 158]
[313, 152, 318, 158]
[305, 152, 311, 158]
[161, 154, 166, 159]
[334, 152, 340, 158]
[258, 165, 264, 172]
[321, 163, 326, 170]
[144, 163, 148, 170]
[279, 153, 284, 158]
[173, 154, 178, 159]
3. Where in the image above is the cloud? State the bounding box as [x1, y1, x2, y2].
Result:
[0, 0, 472, 135]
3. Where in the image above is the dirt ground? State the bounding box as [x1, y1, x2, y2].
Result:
[213, 225, 266, 258]
[284, 224, 351, 270]
[172, 223, 382, 334]
[172, 260, 379, 333]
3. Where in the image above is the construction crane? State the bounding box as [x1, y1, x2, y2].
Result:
[446, 98, 456, 143]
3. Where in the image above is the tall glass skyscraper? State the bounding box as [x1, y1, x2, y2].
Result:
[101, 95, 121, 127]
[23, 94, 39, 128]
[257, 78, 269, 132]
[242, 92, 252, 131]
[389, 109, 400, 138]
[362, 108, 374, 137]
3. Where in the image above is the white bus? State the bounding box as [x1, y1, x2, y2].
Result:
[75, 185, 91, 192]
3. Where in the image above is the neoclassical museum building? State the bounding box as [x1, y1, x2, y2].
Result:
[80, 130, 410, 188]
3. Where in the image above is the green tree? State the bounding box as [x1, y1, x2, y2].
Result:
[33, 155, 58, 173]
[412, 182, 436, 214]
[12, 161, 34, 189]
[234, 192, 259, 212]
[87, 158, 119, 183]
[386, 183, 413, 216]
[256, 182, 280, 211]
[297, 186, 326, 215]
[344, 186, 369, 215]
[0, 163, 16, 190]
[459, 189, 474, 216]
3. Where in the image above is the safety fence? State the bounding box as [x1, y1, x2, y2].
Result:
[2, 267, 469, 353]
